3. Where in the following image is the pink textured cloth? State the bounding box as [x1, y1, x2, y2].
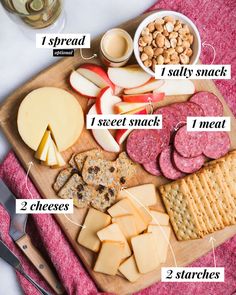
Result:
[0, 1, 236, 295]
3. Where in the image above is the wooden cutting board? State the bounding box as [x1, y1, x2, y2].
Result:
[0, 11, 236, 295]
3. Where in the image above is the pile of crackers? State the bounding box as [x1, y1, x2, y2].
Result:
[159, 151, 236, 241]
[53, 149, 136, 211]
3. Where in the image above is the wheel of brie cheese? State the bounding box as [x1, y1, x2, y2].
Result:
[17, 87, 84, 152]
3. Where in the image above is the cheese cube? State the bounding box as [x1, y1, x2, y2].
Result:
[35, 130, 51, 161]
[147, 225, 171, 263]
[117, 184, 157, 207]
[97, 223, 131, 259]
[94, 241, 124, 275]
[119, 255, 141, 282]
[112, 215, 138, 241]
[131, 233, 160, 274]
[149, 210, 169, 226]
[108, 198, 146, 234]
[77, 208, 111, 252]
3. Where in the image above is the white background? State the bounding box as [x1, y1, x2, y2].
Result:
[0, 0, 156, 294]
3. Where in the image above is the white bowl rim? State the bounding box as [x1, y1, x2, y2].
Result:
[133, 10, 202, 76]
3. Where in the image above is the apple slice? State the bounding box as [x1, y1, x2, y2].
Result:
[124, 78, 164, 95]
[96, 87, 122, 114]
[115, 108, 148, 144]
[114, 102, 149, 114]
[115, 129, 132, 145]
[114, 85, 124, 96]
[153, 79, 195, 96]
[108, 65, 151, 88]
[122, 92, 164, 103]
[77, 63, 115, 91]
[69, 70, 101, 98]
[88, 104, 120, 153]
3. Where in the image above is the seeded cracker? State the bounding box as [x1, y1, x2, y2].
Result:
[186, 174, 215, 233]
[74, 149, 103, 172]
[82, 152, 136, 188]
[53, 167, 78, 192]
[58, 173, 93, 208]
[196, 171, 224, 230]
[68, 154, 77, 168]
[159, 179, 203, 241]
[91, 185, 118, 212]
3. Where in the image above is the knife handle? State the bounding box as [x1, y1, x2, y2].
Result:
[16, 234, 64, 294]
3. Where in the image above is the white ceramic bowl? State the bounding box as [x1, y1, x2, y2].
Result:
[134, 10, 201, 76]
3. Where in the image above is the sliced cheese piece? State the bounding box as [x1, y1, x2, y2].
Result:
[35, 130, 51, 161]
[117, 184, 157, 207]
[112, 215, 138, 242]
[107, 198, 147, 234]
[147, 225, 171, 263]
[17, 87, 84, 152]
[51, 141, 66, 168]
[137, 207, 152, 225]
[119, 255, 141, 283]
[149, 210, 169, 226]
[45, 137, 57, 166]
[131, 233, 160, 274]
[94, 241, 124, 275]
[77, 208, 111, 252]
[97, 223, 131, 260]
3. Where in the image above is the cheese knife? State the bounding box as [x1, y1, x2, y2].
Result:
[0, 179, 64, 294]
[0, 239, 51, 295]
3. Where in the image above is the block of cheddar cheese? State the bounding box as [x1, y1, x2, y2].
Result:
[131, 233, 160, 274]
[94, 241, 124, 275]
[97, 223, 131, 259]
[17, 87, 84, 152]
[77, 208, 111, 252]
[147, 225, 171, 263]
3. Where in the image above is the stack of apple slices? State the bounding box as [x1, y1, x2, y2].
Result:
[69, 63, 195, 152]
[35, 130, 66, 168]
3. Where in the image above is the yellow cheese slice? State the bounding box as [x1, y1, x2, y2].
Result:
[97, 223, 131, 260]
[17, 87, 84, 152]
[111, 215, 138, 242]
[147, 225, 171, 263]
[34, 130, 51, 161]
[77, 208, 111, 252]
[107, 198, 147, 234]
[51, 141, 66, 168]
[43, 137, 57, 166]
[119, 255, 141, 283]
[94, 241, 124, 276]
[131, 233, 160, 274]
[117, 184, 157, 207]
[149, 210, 169, 226]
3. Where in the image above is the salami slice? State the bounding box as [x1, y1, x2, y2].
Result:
[126, 129, 163, 164]
[203, 131, 230, 159]
[154, 106, 179, 133]
[173, 150, 205, 173]
[174, 125, 208, 157]
[143, 158, 162, 176]
[189, 92, 223, 116]
[159, 146, 185, 180]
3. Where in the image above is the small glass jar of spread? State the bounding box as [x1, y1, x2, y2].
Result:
[100, 28, 133, 67]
